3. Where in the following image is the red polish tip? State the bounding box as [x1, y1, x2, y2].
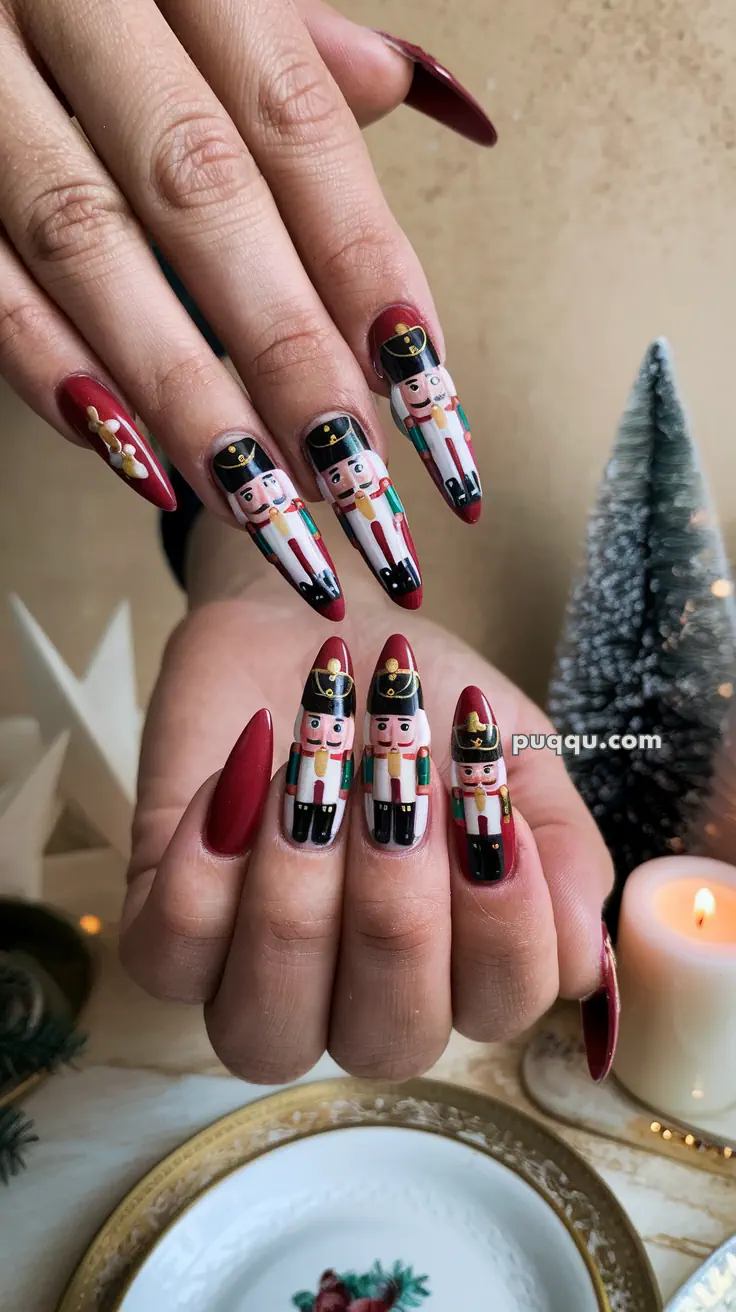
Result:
[204, 708, 273, 856]
[581, 928, 621, 1083]
[374, 633, 418, 676]
[377, 33, 498, 149]
[394, 586, 423, 611]
[369, 303, 428, 377]
[457, 498, 482, 526]
[453, 686, 496, 734]
[318, 595, 346, 623]
[310, 635, 354, 679]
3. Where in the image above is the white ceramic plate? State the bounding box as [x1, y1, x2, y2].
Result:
[119, 1125, 600, 1312]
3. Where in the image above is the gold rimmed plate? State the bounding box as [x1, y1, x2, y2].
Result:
[58, 1078, 660, 1312]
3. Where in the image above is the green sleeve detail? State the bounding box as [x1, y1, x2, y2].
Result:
[457, 403, 470, 431]
[252, 529, 274, 560]
[451, 791, 464, 822]
[299, 506, 319, 537]
[407, 425, 429, 455]
[417, 754, 431, 787]
[341, 754, 354, 790]
[385, 482, 403, 516]
[286, 745, 301, 787]
[362, 752, 374, 785]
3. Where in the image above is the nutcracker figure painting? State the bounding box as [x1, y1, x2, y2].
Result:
[451, 686, 515, 881]
[305, 417, 422, 609]
[212, 436, 344, 621]
[362, 635, 431, 849]
[284, 638, 356, 848]
[371, 308, 482, 525]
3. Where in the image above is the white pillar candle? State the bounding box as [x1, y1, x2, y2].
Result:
[614, 856, 736, 1117]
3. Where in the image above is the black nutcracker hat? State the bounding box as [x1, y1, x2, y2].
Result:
[367, 657, 423, 717]
[212, 438, 275, 493]
[379, 321, 440, 385]
[306, 417, 369, 473]
[452, 709, 503, 764]
[302, 655, 355, 720]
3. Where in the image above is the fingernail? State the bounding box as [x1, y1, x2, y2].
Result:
[580, 924, 620, 1083]
[450, 686, 515, 881]
[304, 416, 422, 609]
[284, 638, 356, 848]
[211, 435, 345, 622]
[362, 634, 431, 849]
[369, 306, 482, 525]
[57, 376, 176, 511]
[375, 32, 497, 147]
[205, 709, 273, 856]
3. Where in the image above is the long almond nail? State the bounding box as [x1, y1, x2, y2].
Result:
[580, 925, 620, 1082]
[305, 416, 422, 609]
[370, 306, 482, 525]
[211, 435, 345, 622]
[362, 635, 430, 849]
[57, 376, 176, 511]
[450, 686, 515, 881]
[375, 32, 497, 147]
[284, 638, 355, 847]
[205, 709, 273, 856]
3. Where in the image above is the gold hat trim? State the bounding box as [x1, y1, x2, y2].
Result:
[383, 325, 428, 358]
[312, 666, 355, 700]
[214, 441, 259, 470]
[453, 722, 500, 752]
[374, 668, 419, 699]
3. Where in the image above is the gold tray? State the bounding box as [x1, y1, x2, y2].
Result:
[58, 1077, 661, 1311]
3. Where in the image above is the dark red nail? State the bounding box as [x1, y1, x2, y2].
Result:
[369, 305, 482, 525]
[580, 925, 620, 1082]
[57, 376, 176, 511]
[376, 33, 497, 147]
[211, 434, 345, 622]
[205, 709, 273, 856]
[450, 686, 514, 881]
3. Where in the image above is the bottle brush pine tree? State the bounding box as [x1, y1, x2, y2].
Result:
[548, 340, 736, 935]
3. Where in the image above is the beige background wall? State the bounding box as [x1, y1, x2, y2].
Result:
[1, 0, 735, 709]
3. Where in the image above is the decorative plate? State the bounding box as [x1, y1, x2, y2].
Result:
[57, 1078, 660, 1312]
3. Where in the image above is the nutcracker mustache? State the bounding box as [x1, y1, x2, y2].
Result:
[252, 494, 287, 513]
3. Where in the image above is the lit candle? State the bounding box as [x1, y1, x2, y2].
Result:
[614, 857, 736, 1117]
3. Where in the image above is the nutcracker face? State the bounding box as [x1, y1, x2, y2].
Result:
[368, 712, 418, 752]
[458, 760, 498, 787]
[398, 368, 450, 415]
[297, 709, 354, 753]
[325, 451, 380, 501]
[235, 469, 290, 521]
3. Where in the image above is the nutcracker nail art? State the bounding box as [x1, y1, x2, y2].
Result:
[57, 376, 176, 511]
[370, 306, 482, 525]
[580, 924, 620, 1083]
[212, 435, 345, 622]
[375, 33, 498, 147]
[284, 638, 356, 848]
[362, 635, 431, 849]
[205, 708, 273, 856]
[304, 416, 422, 609]
[450, 687, 515, 881]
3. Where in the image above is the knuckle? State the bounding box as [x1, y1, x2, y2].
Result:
[258, 52, 341, 141]
[24, 179, 129, 268]
[0, 298, 53, 363]
[323, 223, 400, 292]
[144, 351, 222, 421]
[249, 314, 333, 384]
[149, 111, 252, 211]
[352, 895, 439, 965]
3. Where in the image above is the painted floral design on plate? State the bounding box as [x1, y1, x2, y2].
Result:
[292, 1260, 431, 1310]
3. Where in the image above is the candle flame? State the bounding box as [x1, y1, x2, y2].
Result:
[693, 887, 716, 929]
[79, 913, 102, 935]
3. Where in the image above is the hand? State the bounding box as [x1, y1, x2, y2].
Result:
[0, 0, 494, 608]
[119, 518, 616, 1085]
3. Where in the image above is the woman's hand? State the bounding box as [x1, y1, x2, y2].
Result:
[119, 517, 618, 1085]
[0, 0, 494, 610]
